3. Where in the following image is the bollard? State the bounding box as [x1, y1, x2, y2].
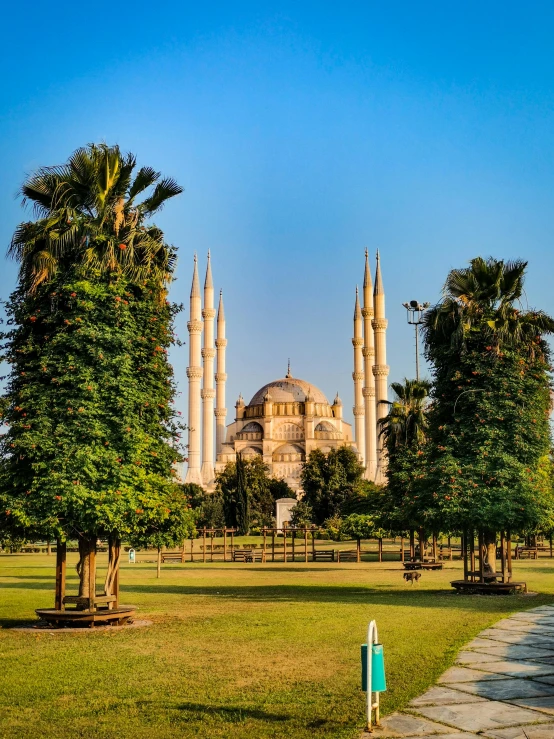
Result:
[362, 620, 387, 731]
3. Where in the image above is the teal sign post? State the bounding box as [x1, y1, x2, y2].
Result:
[362, 620, 386, 731]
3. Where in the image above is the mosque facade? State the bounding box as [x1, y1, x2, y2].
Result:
[184, 251, 389, 491]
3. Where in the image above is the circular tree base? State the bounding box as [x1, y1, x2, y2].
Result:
[451, 580, 527, 595]
[35, 606, 137, 628]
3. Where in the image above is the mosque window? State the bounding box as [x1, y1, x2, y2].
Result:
[274, 422, 304, 440]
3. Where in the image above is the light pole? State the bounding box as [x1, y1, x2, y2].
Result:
[402, 300, 430, 381]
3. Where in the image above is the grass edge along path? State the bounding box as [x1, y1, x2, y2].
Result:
[1, 554, 553, 739]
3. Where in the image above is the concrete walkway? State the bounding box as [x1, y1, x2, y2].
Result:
[368, 605, 554, 739]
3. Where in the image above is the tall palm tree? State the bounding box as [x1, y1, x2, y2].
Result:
[9, 143, 182, 292]
[423, 257, 554, 356]
[378, 378, 431, 451]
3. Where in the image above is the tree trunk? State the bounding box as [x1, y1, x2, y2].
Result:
[157, 547, 162, 579]
[77, 535, 97, 598]
[484, 529, 497, 575]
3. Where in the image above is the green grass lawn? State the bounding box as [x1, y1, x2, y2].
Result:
[1, 553, 553, 739]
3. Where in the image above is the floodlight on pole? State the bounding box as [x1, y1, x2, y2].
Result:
[402, 300, 430, 381]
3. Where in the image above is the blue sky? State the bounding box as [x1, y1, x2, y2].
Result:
[2, 2, 554, 426]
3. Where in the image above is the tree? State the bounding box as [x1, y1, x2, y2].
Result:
[130, 491, 197, 578]
[0, 144, 184, 601]
[215, 456, 281, 530]
[340, 513, 379, 558]
[235, 453, 250, 535]
[300, 446, 365, 525]
[183, 484, 225, 529]
[422, 257, 554, 570]
[377, 379, 431, 534]
[289, 501, 314, 528]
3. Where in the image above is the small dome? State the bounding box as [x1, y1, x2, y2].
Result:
[249, 377, 329, 406]
[333, 392, 342, 406]
[315, 421, 336, 432]
[241, 422, 263, 433]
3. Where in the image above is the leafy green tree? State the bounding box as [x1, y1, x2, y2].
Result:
[300, 446, 365, 525]
[377, 379, 431, 534]
[235, 454, 250, 535]
[130, 491, 197, 578]
[0, 144, 184, 600]
[183, 484, 225, 529]
[340, 513, 377, 541]
[422, 257, 554, 569]
[289, 501, 314, 528]
[215, 456, 279, 530]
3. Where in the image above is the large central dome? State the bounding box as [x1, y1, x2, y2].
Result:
[249, 376, 329, 406]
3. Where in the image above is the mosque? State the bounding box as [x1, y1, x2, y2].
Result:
[184, 251, 389, 492]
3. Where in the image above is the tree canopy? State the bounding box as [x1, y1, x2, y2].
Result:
[300, 446, 365, 525]
[419, 256, 554, 534]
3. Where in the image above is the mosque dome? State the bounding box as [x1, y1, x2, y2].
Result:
[248, 377, 329, 406]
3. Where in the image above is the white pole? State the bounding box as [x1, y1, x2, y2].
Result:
[366, 619, 380, 731]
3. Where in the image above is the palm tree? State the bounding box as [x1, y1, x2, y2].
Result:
[378, 378, 431, 451]
[9, 143, 182, 292]
[423, 257, 554, 356]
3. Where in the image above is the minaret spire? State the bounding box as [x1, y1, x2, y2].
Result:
[185, 254, 204, 485]
[352, 286, 365, 466]
[362, 249, 378, 480]
[215, 289, 228, 459]
[372, 249, 389, 483]
[201, 251, 216, 485]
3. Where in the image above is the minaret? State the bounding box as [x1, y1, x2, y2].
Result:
[201, 251, 216, 485]
[362, 250, 378, 481]
[352, 287, 365, 466]
[185, 254, 204, 485]
[215, 290, 228, 458]
[372, 250, 389, 482]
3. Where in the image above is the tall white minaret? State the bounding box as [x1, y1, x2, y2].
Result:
[215, 290, 227, 458]
[362, 250, 378, 481]
[185, 254, 204, 486]
[372, 250, 389, 482]
[352, 287, 365, 466]
[201, 251, 216, 485]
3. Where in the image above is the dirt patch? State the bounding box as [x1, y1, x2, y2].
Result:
[10, 618, 153, 633]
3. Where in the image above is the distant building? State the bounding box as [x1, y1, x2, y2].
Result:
[184, 251, 389, 491]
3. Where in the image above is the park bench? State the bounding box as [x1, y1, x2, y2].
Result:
[62, 594, 117, 611]
[233, 549, 265, 563]
[312, 549, 335, 562]
[403, 561, 443, 571]
[515, 548, 537, 560]
[337, 550, 358, 562]
[161, 552, 185, 563]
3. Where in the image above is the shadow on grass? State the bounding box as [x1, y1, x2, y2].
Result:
[121, 582, 551, 611]
[171, 702, 291, 723]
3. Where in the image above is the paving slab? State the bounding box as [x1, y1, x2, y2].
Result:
[438, 666, 507, 683]
[457, 650, 504, 665]
[469, 644, 554, 661]
[415, 701, 551, 732]
[447, 678, 554, 700]
[531, 674, 554, 685]
[367, 712, 458, 736]
[510, 695, 554, 715]
[483, 724, 554, 738]
[464, 660, 554, 679]
[491, 620, 554, 636]
[479, 628, 554, 647]
[409, 686, 486, 707]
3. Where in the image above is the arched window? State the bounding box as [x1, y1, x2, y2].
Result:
[274, 422, 304, 441]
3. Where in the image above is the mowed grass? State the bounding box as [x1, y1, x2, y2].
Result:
[1, 554, 554, 739]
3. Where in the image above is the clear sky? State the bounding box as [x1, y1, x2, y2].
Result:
[2, 1, 554, 429]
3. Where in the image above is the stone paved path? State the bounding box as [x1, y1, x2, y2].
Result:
[366, 605, 554, 738]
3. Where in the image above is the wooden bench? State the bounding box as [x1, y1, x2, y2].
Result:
[337, 550, 358, 562]
[161, 552, 185, 563]
[516, 548, 538, 560]
[403, 561, 443, 571]
[62, 594, 117, 611]
[312, 549, 335, 562]
[232, 549, 265, 563]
